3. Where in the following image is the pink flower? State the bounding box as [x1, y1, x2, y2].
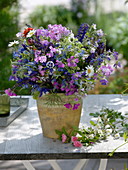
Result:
[5, 88, 17, 96]
[39, 56, 47, 63]
[73, 141, 83, 147]
[62, 134, 67, 143]
[71, 136, 78, 142]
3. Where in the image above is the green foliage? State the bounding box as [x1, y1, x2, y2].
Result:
[108, 14, 128, 62]
[0, 0, 19, 90]
[28, 1, 94, 35]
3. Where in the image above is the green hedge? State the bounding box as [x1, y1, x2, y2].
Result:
[0, 0, 19, 90]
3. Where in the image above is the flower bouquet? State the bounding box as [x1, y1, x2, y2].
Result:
[6, 23, 120, 106]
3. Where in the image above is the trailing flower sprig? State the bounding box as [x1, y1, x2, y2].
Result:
[56, 108, 128, 149]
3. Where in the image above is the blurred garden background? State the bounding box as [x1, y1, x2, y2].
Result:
[0, 0, 128, 94]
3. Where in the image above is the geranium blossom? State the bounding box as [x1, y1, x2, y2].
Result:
[62, 134, 67, 143]
[73, 141, 83, 147]
[71, 136, 78, 142]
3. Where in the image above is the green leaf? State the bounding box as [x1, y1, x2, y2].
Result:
[55, 129, 62, 136]
[90, 121, 96, 126]
[123, 132, 128, 141]
[62, 127, 68, 136]
[90, 112, 100, 117]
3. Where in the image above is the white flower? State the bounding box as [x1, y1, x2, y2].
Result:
[97, 29, 104, 36]
[114, 133, 120, 139]
[26, 30, 36, 37]
[16, 32, 22, 37]
[77, 12, 83, 18]
[106, 129, 112, 134]
[28, 71, 32, 75]
[85, 65, 94, 77]
[89, 134, 94, 139]
[97, 117, 102, 123]
[46, 61, 54, 68]
[82, 54, 88, 60]
[96, 124, 101, 129]
[56, 49, 62, 54]
[90, 47, 95, 53]
[8, 40, 19, 47]
[92, 24, 96, 29]
[68, 32, 75, 42]
[75, 53, 79, 57]
[105, 125, 111, 129]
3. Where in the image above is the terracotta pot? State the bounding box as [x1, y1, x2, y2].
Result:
[36, 93, 82, 139]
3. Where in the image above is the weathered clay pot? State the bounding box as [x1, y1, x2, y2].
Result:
[36, 93, 82, 139]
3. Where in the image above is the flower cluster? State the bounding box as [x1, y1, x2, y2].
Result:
[6, 23, 120, 104]
[56, 108, 128, 148]
[62, 134, 82, 147]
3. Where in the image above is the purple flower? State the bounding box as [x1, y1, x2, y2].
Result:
[100, 65, 113, 76]
[71, 72, 81, 80]
[113, 61, 121, 68]
[100, 79, 108, 85]
[64, 103, 72, 109]
[49, 46, 57, 53]
[67, 56, 79, 67]
[35, 50, 41, 58]
[72, 103, 80, 110]
[113, 51, 118, 60]
[40, 40, 49, 46]
[48, 24, 70, 41]
[36, 29, 49, 37]
[56, 60, 65, 68]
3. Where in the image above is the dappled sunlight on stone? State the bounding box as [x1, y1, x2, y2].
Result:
[29, 106, 37, 111]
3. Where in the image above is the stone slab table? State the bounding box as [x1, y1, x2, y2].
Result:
[0, 94, 128, 170]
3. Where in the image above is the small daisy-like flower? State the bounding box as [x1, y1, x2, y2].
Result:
[46, 61, 54, 68]
[8, 40, 19, 47]
[89, 134, 94, 139]
[85, 65, 94, 77]
[26, 29, 36, 37]
[114, 133, 120, 139]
